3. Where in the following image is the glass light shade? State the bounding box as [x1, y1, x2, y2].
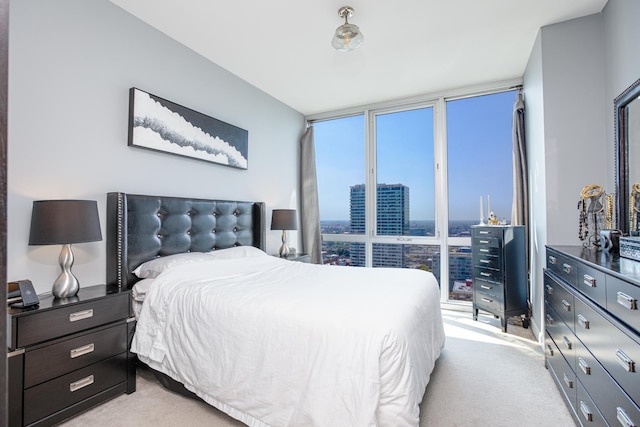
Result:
[332, 23, 364, 51]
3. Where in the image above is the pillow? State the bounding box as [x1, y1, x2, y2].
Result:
[132, 252, 215, 279]
[207, 245, 267, 260]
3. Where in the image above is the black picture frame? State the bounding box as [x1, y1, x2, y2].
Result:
[128, 87, 248, 170]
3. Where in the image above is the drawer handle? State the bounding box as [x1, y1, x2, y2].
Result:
[617, 407, 636, 427]
[578, 357, 591, 375]
[480, 259, 491, 264]
[479, 248, 489, 253]
[562, 263, 572, 274]
[580, 401, 594, 422]
[70, 375, 94, 392]
[546, 314, 554, 325]
[583, 274, 596, 287]
[545, 285, 554, 295]
[480, 284, 492, 290]
[563, 373, 574, 389]
[547, 345, 554, 357]
[479, 239, 490, 244]
[563, 336, 572, 350]
[479, 231, 490, 235]
[69, 309, 94, 322]
[617, 292, 638, 310]
[548, 255, 557, 265]
[577, 314, 590, 329]
[615, 349, 635, 373]
[562, 299, 572, 312]
[481, 297, 493, 303]
[480, 272, 491, 277]
[70, 343, 95, 359]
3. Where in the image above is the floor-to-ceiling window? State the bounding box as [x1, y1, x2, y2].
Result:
[312, 85, 517, 305]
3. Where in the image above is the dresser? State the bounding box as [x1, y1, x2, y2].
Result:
[545, 246, 640, 427]
[7, 285, 136, 427]
[471, 225, 527, 332]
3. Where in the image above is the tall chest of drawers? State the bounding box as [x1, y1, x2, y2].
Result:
[471, 225, 527, 332]
[7, 285, 136, 426]
[545, 246, 640, 427]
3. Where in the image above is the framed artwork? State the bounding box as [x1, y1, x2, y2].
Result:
[128, 87, 248, 169]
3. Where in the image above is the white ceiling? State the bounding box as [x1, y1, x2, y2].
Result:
[110, 0, 607, 116]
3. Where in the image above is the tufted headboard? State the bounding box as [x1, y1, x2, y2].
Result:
[106, 192, 266, 289]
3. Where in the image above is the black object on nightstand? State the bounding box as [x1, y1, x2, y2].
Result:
[7, 284, 136, 427]
[277, 253, 311, 263]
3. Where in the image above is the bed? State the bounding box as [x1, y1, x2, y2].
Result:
[106, 192, 445, 427]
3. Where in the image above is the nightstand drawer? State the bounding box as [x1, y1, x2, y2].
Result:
[23, 353, 127, 426]
[24, 323, 127, 388]
[15, 293, 129, 348]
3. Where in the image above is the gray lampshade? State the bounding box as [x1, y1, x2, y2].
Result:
[29, 200, 102, 245]
[270, 209, 298, 231]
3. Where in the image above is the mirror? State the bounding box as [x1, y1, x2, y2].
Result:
[615, 78, 640, 235]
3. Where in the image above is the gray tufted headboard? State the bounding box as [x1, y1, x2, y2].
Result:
[106, 192, 266, 289]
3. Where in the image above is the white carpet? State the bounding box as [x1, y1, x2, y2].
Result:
[59, 309, 575, 426]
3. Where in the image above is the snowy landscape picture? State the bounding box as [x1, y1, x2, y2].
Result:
[128, 88, 248, 169]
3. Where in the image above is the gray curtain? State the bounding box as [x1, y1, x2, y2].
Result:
[511, 90, 528, 228]
[300, 126, 322, 264]
[511, 90, 530, 307]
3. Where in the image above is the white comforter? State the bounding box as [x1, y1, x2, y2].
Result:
[131, 253, 445, 427]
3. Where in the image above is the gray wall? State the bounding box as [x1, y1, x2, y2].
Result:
[524, 0, 640, 340]
[8, 0, 305, 295]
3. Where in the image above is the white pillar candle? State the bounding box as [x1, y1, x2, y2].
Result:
[487, 194, 491, 217]
[480, 196, 483, 219]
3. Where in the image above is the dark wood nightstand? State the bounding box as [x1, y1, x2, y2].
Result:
[275, 253, 311, 263]
[7, 285, 136, 427]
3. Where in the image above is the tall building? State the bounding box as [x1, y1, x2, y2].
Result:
[350, 184, 410, 267]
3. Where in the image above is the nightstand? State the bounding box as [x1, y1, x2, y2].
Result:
[277, 253, 311, 263]
[7, 285, 136, 427]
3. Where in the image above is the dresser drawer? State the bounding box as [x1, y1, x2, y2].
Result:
[475, 251, 501, 269]
[574, 297, 640, 406]
[473, 227, 504, 239]
[606, 275, 640, 332]
[15, 293, 130, 348]
[23, 353, 127, 425]
[577, 381, 607, 427]
[545, 272, 575, 328]
[578, 262, 607, 309]
[545, 331, 577, 411]
[24, 323, 127, 388]
[547, 249, 578, 288]
[546, 302, 576, 364]
[474, 288, 503, 314]
[475, 266, 503, 283]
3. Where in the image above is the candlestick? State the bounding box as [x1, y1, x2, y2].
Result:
[479, 196, 485, 225]
[487, 195, 491, 219]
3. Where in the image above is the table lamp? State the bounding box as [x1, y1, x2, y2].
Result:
[29, 200, 102, 298]
[271, 209, 297, 257]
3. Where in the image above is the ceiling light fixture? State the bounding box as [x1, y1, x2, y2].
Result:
[331, 6, 364, 52]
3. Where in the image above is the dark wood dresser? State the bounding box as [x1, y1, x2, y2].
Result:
[7, 285, 136, 426]
[545, 246, 640, 426]
[471, 225, 527, 332]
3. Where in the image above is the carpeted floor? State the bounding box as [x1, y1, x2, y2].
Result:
[59, 309, 575, 426]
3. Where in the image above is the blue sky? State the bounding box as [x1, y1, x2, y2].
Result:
[314, 90, 516, 222]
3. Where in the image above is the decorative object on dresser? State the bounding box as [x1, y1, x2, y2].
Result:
[7, 285, 136, 427]
[545, 246, 640, 427]
[128, 87, 249, 169]
[271, 209, 298, 257]
[620, 236, 640, 262]
[471, 225, 527, 332]
[577, 184, 612, 249]
[28, 200, 102, 298]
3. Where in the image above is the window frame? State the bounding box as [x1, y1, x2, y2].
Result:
[308, 79, 522, 306]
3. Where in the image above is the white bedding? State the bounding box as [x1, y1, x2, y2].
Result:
[131, 250, 445, 427]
